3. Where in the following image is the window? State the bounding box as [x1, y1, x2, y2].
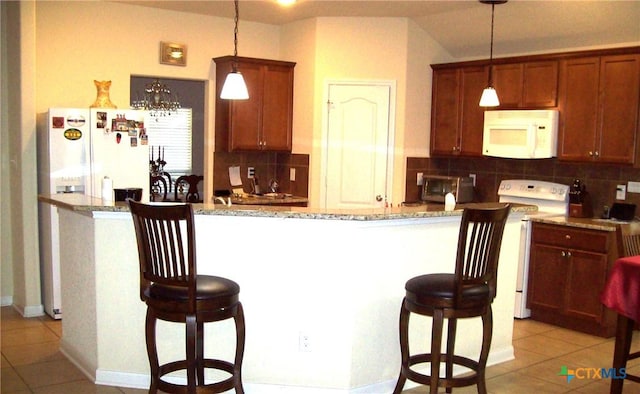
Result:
[147, 108, 192, 176]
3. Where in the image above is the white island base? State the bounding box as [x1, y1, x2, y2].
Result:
[53, 201, 523, 393]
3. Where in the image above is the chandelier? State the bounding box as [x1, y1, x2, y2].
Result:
[132, 79, 181, 117]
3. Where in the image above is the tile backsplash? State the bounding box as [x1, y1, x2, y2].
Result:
[406, 156, 640, 218]
[213, 152, 309, 198]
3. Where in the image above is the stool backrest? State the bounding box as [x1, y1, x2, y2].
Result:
[150, 175, 168, 201]
[175, 175, 204, 203]
[616, 221, 640, 257]
[129, 200, 196, 309]
[454, 204, 510, 304]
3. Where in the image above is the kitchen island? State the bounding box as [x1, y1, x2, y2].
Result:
[40, 194, 533, 393]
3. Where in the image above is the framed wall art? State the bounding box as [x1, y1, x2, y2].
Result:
[160, 42, 187, 66]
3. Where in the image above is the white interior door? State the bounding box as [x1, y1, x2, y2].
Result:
[323, 82, 394, 209]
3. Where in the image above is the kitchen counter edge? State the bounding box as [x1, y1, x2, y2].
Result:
[39, 194, 536, 221]
[530, 215, 630, 231]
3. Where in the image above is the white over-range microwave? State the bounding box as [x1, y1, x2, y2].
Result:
[482, 109, 559, 159]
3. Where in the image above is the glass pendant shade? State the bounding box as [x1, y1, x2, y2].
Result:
[479, 87, 500, 107]
[221, 0, 249, 100]
[220, 71, 249, 100]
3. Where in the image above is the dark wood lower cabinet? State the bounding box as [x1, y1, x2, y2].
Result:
[528, 222, 617, 337]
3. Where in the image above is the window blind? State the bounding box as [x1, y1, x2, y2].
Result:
[147, 108, 192, 176]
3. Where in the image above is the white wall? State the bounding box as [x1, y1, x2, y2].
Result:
[1, 1, 15, 306]
[306, 18, 409, 206]
[1, 1, 41, 315]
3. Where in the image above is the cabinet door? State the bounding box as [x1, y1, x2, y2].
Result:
[262, 64, 294, 151]
[493, 61, 557, 108]
[564, 249, 609, 322]
[528, 243, 567, 312]
[229, 63, 263, 151]
[596, 54, 640, 164]
[493, 63, 523, 108]
[558, 57, 600, 161]
[458, 66, 488, 156]
[430, 68, 460, 155]
[522, 61, 558, 108]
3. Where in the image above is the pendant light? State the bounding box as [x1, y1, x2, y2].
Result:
[220, 0, 249, 100]
[479, 0, 507, 107]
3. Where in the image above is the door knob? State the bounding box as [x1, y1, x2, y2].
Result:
[376, 195, 383, 202]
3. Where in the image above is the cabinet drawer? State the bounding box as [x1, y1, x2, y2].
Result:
[532, 223, 609, 253]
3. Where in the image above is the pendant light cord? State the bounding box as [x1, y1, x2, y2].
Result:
[490, 3, 495, 62]
[488, 3, 495, 86]
[233, 0, 239, 58]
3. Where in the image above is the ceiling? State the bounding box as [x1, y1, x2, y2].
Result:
[115, 0, 640, 59]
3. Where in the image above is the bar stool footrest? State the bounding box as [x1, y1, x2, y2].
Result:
[404, 353, 480, 388]
[157, 358, 237, 393]
[626, 373, 640, 384]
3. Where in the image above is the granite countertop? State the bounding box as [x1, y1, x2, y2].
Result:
[39, 194, 536, 221]
[530, 215, 632, 232]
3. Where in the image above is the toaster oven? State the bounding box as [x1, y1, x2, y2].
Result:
[421, 175, 474, 203]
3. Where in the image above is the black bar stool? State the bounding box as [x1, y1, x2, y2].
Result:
[129, 200, 245, 393]
[393, 205, 510, 394]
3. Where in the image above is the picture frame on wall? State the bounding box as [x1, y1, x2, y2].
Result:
[160, 42, 187, 66]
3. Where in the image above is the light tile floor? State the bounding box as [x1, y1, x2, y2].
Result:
[2, 305, 639, 393]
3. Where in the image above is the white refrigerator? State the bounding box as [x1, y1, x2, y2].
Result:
[38, 107, 151, 319]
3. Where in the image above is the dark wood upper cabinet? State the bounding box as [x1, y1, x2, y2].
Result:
[214, 56, 295, 152]
[558, 54, 640, 164]
[430, 66, 486, 157]
[598, 54, 640, 164]
[430, 68, 459, 156]
[430, 46, 639, 162]
[493, 61, 558, 108]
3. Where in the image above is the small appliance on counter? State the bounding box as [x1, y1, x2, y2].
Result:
[568, 179, 593, 218]
[609, 203, 637, 221]
[421, 175, 474, 203]
[114, 187, 143, 202]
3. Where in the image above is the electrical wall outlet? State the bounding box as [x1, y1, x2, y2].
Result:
[616, 184, 626, 200]
[628, 181, 640, 193]
[298, 332, 312, 352]
[290, 168, 296, 182]
[417, 172, 423, 186]
[469, 173, 476, 186]
[248, 167, 255, 179]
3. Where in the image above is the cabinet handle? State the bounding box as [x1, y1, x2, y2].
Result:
[567, 251, 572, 257]
[565, 234, 571, 240]
[594, 151, 599, 157]
[588, 151, 594, 157]
[561, 250, 572, 257]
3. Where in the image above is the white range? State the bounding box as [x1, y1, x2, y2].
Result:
[498, 179, 569, 318]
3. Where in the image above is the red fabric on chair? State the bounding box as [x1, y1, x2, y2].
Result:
[601, 255, 640, 322]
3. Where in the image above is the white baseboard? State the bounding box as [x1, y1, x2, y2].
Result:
[95, 369, 149, 390]
[6, 302, 44, 317]
[1, 296, 13, 306]
[22, 304, 45, 317]
[94, 371, 401, 394]
[85, 346, 515, 394]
